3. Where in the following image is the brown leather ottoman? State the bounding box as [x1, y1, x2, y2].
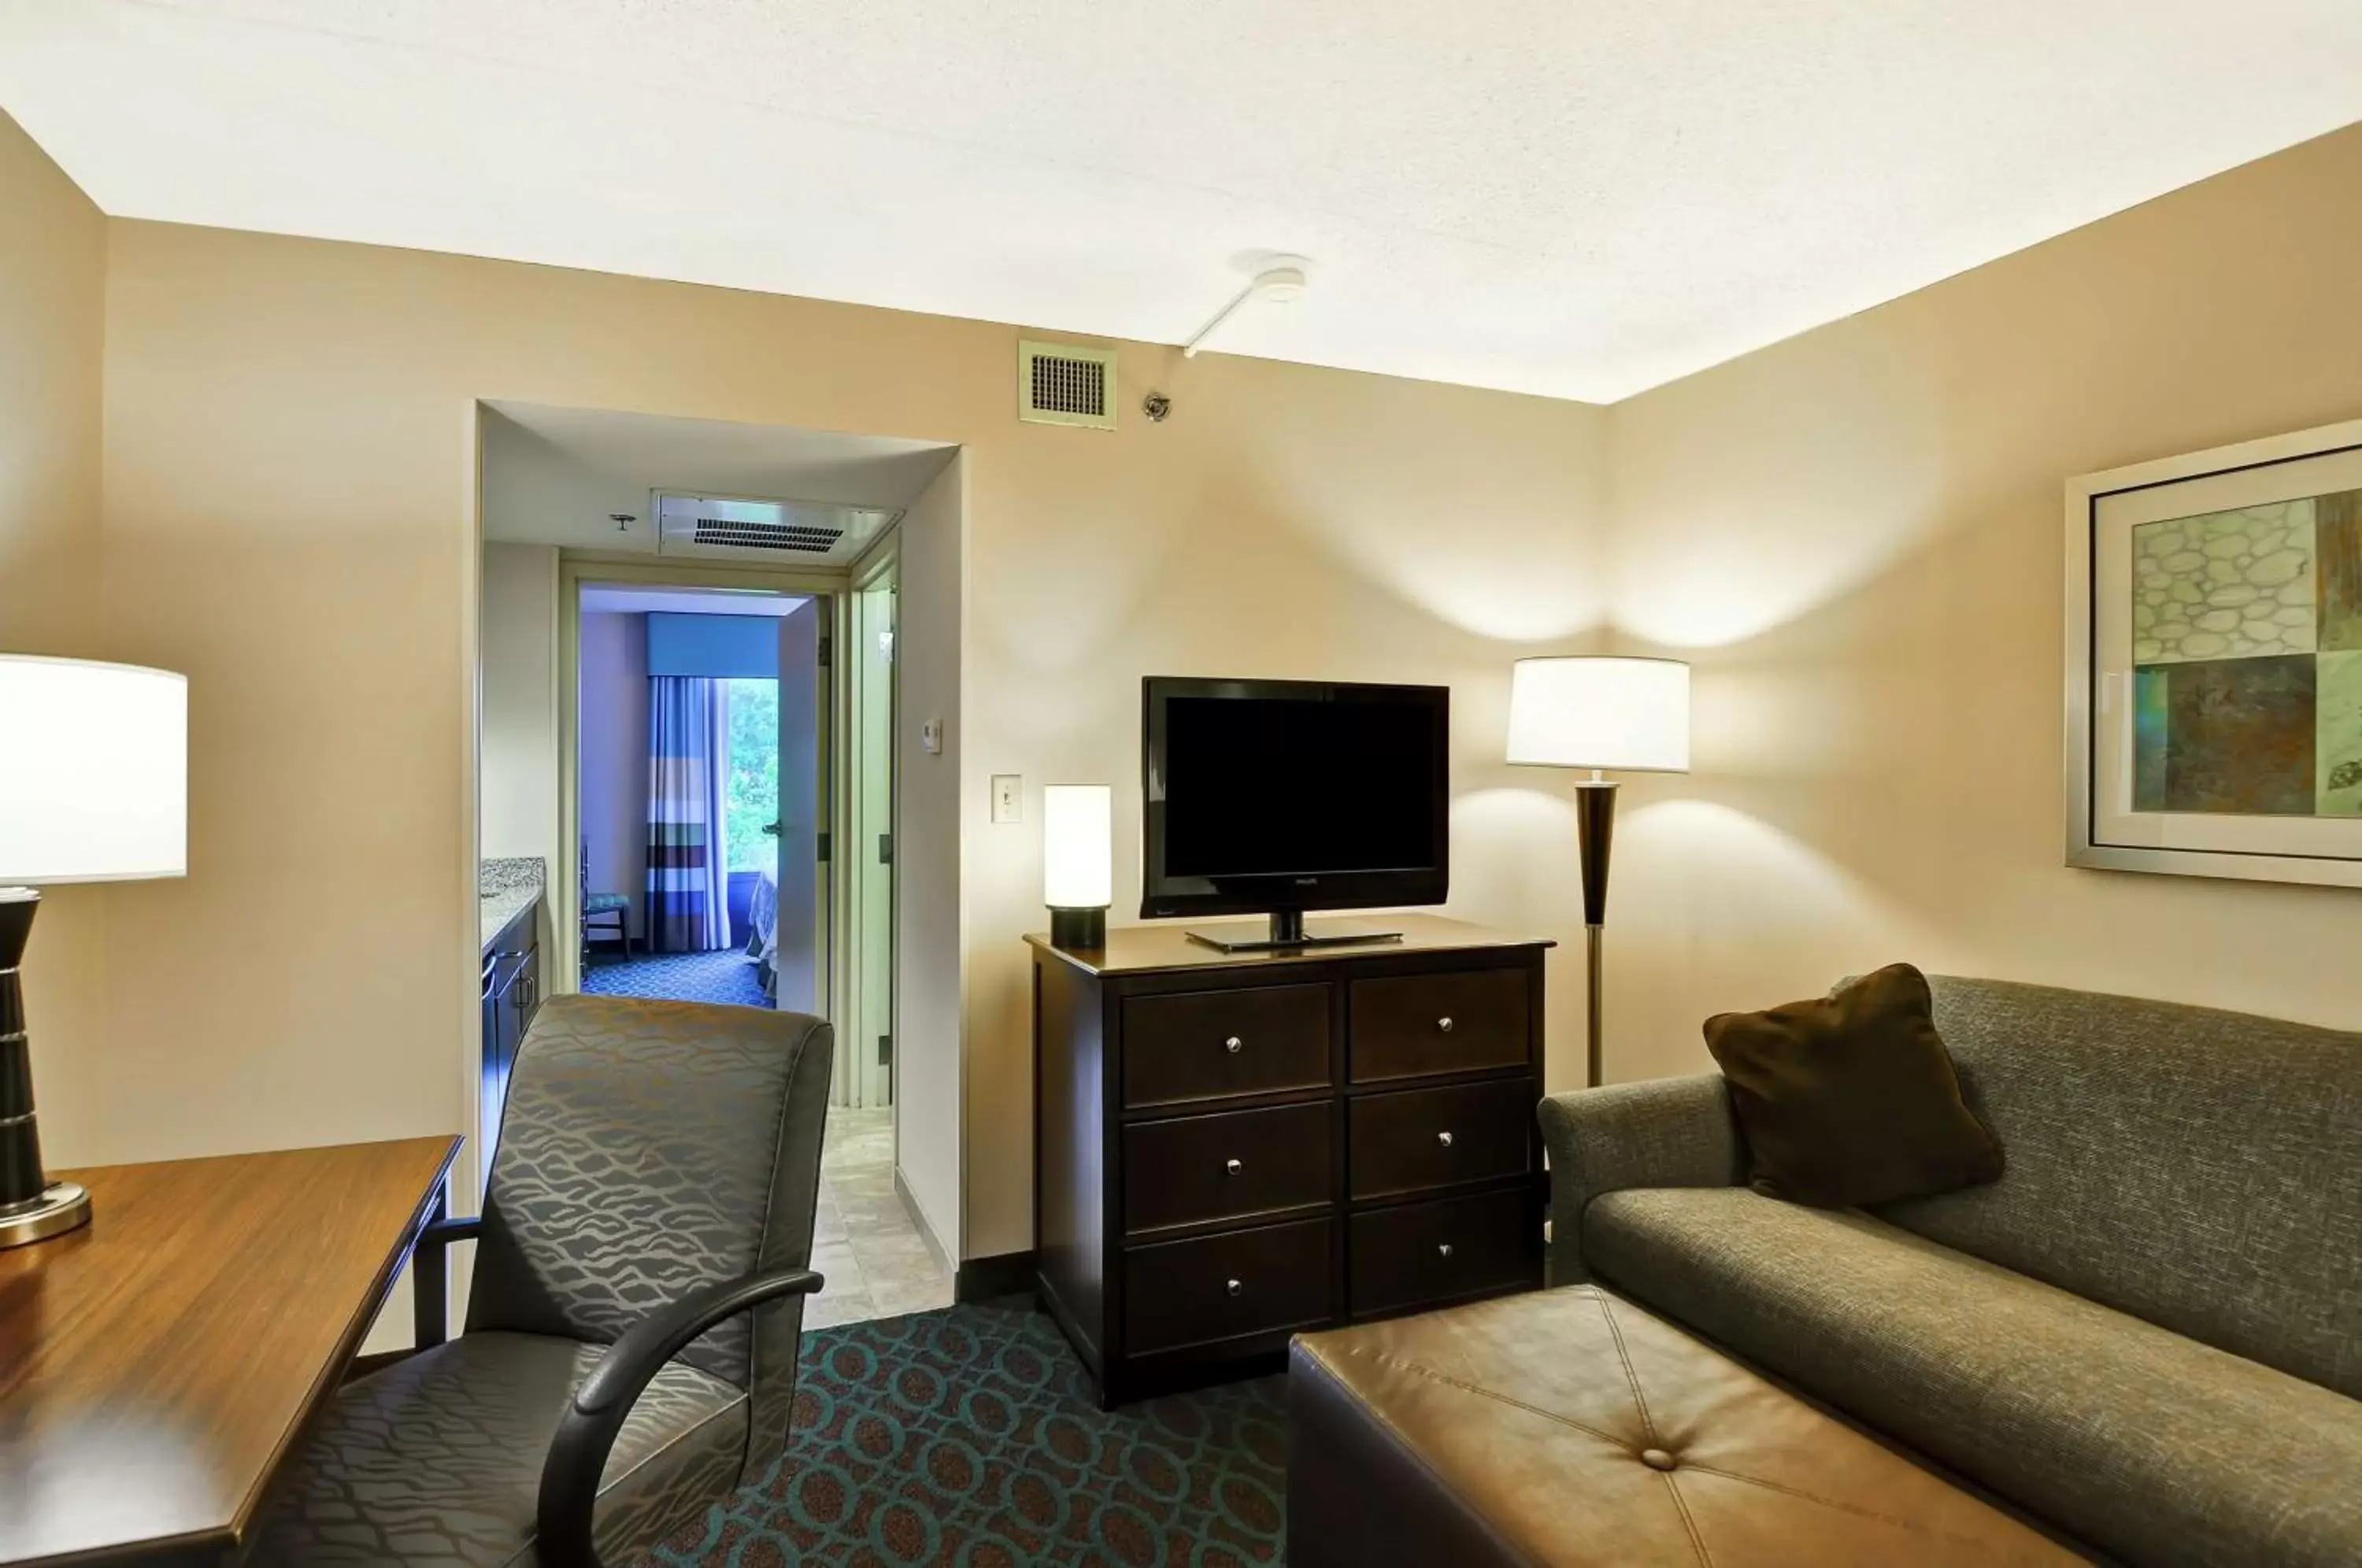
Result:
[1288, 1285, 2087, 1566]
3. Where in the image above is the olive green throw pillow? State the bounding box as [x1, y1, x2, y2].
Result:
[1704, 964, 2002, 1209]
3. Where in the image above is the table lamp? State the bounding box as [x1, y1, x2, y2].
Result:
[0, 656, 188, 1248]
[1507, 656, 1689, 1087]
[1043, 784, 1113, 949]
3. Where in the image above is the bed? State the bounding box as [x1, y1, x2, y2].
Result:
[744, 866, 779, 1001]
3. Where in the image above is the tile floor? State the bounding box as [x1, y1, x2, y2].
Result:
[807, 1105, 955, 1329]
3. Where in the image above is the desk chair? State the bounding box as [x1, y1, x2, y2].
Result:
[581, 838, 632, 969]
[250, 995, 832, 1566]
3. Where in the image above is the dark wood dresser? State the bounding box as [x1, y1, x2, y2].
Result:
[1029, 915, 1551, 1404]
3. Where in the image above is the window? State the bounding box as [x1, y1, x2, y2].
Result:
[724, 678, 779, 872]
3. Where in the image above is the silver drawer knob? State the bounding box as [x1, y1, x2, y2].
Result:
[1226, 1278, 1243, 1296]
[1438, 1016, 1454, 1033]
[1225, 1158, 1243, 1176]
[1437, 1130, 1454, 1148]
[1438, 1243, 1455, 1259]
[1225, 1035, 1243, 1054]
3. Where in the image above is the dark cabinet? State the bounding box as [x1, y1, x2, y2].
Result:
[1031, 915, 1549, 1404]
[479, 905, 541, 1170]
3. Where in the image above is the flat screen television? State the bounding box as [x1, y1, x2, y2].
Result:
[1142, 676, 1449, 949]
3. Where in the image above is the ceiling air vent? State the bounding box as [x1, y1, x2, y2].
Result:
[655, 493, 901, 564]
[1019, 340, 1117, 430]
[694, 516, 842, 553]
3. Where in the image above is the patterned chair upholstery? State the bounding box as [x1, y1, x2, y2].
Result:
[250, 993, 833, 1566]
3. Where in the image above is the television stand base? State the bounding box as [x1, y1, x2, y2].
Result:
[1183, 913, 1405, 954]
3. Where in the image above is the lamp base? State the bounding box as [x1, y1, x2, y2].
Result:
[1049, 907, 1106, 949]
[0, 1179, 91, 1249]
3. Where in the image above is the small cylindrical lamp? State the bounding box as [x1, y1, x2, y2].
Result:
[1507, 656, 1689, 1089]
[1042, 784, 1112, 950]
[0, 656, 189, 1248]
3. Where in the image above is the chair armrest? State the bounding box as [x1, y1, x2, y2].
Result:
[1537, 1076, 1742, 1285]
[535, 1266, 825, 1568]
[411, 1215, 483, 1349]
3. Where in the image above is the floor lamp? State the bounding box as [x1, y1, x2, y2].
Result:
[0, 656, 188, 1248]
[1507, 656, 1690, 1087]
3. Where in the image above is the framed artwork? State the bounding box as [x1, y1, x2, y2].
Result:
[2066, 416, 2362, 887]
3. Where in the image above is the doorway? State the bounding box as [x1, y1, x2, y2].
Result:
[844, 557, 898, 1109]
[573, 580, 824, 1012]
[474, 401, 959, 1330]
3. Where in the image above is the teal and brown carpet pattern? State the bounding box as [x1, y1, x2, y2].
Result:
[652, 1298, 1286, 1567]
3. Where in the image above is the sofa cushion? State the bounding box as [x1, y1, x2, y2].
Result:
[1705, 963, 2001, 1208]
[1586, 1187, 2362, 1568]
[1885, 977, 2362, 1399]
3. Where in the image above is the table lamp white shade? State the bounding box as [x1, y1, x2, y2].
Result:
[1506, 656, 1690, 774]
[0, 656, 188, 884]
[1042, 785, 1113, 908]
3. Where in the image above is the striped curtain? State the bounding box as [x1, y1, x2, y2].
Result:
[646, 676, 732, 952]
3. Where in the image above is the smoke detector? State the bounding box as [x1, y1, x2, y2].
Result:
[1183, 256, 1312, 358]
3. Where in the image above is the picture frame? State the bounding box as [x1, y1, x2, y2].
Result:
[2065, 416, 2362, 888]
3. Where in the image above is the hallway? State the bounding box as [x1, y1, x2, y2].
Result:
[809, 1106, 955, 1329]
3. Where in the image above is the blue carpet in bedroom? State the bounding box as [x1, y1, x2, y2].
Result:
[583, 949, 771, 1008]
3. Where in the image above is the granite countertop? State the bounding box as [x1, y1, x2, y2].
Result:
[479, 857, 545, 954]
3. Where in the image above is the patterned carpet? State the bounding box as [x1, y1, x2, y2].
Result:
[585, 949, 771, 1009]
[651, 1298, 1287, 1567]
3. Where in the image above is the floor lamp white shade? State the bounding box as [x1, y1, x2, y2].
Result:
[1506, 656, 1689, 1090]
[0, 656, 189, 885]
[1506, 656, 1690, 774]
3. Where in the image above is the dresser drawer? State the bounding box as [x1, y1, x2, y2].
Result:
[1124, 1103, 1334, 1235]
[1123, 983, 1332, 1109]
[1349, 1078, 1535, 1201]
[1349, 1189, 1538, 1318]
[1124, 1218, 1336, 1354]
[1349, 968, 1530, 1083]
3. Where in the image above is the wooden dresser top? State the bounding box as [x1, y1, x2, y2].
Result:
[1026, 912, 1552, 978]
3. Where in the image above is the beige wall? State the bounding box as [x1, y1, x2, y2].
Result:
[1600, 121, 2362, 1077]
[478, 542, 559, 871]
[94, 219, 1609, 1256]
[20, 103, 2356, 1256]
[891, 457, 966, 1259]
[578, 609, 650, 940]
[0, 110, 108, 1163]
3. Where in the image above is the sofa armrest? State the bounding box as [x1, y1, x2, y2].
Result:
[1537, 1076, 1742, 1284]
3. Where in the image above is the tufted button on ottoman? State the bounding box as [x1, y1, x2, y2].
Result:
[1287, 1285, 2090, 1567]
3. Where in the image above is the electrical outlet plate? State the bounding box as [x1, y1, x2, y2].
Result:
[920, 718, 942, 755]
[991, 775, 1022, 824]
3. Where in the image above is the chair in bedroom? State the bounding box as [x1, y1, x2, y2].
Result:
[248, 993, 834, 1567]
[581, 837, 632, 969]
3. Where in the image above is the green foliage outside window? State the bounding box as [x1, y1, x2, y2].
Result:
[724, 679, 779, 873]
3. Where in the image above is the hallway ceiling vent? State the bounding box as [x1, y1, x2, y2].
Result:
[654, 492, 901, 565]
[1019, 340, 1117, 430]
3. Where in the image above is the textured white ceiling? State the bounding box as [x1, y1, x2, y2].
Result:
[6, 2, 2360, 401]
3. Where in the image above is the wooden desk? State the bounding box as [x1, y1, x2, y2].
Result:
[0, 1137, 459, 1566]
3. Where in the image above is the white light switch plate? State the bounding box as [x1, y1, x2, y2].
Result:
[991, 775, 1022, 824]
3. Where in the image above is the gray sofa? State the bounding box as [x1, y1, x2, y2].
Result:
[1538, 975, 2362, 1568]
